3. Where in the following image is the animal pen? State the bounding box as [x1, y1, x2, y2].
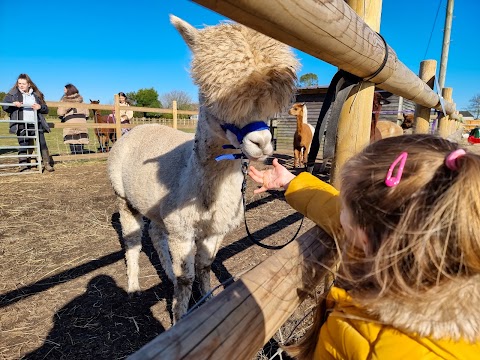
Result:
[45, 96, 198, 162]
[0, 96, 198, 176]
[128, 0, 460, 359]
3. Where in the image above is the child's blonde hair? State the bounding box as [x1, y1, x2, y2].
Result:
[339, 134, 480, 301]
[287, 134, 480, 359]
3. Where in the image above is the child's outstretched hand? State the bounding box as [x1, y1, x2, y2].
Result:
[248, 158, 296, 194]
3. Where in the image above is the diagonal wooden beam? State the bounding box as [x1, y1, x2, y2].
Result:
[129, 227, 336, 360]
[192, 0, 456, 116]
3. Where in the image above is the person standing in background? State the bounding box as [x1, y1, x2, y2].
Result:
[107, 92, 134, 136]
[57, 84, 90, 155]
[2, 73, 54, 172]
[118, 92, 134, 135]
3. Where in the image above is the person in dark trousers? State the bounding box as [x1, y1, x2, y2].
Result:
[2, 73, 54, 172]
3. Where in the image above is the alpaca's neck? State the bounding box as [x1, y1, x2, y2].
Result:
[296, 112, 304, 131]
[192, 112, 242, 173]
[187, 111, 244, 209]
[296, 106, 308, 131]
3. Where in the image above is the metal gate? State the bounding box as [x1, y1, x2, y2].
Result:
[0, 102, 42, 176]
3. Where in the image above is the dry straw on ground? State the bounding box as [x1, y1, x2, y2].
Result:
[0, 153, 320, 360]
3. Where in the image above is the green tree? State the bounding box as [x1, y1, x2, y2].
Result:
[299, 73, 318, 87]
[468, 93, 480, 118]
[128, 88, 162, 117]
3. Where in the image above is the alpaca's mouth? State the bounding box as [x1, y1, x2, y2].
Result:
[249, 154, 270, 162]
[242, 140, 274, 162]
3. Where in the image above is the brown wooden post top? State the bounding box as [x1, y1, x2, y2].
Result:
[114, 94, 122, 140]
[414, 60, 436, 134]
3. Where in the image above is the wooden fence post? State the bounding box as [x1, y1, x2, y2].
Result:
[397, 96, 404, 125]
[414, 60, 436, 134]
[438, 87, 453, 137]
[331, 0, 382, 188]
[173, 101, 178, 129]
[114, 94, 122, 140]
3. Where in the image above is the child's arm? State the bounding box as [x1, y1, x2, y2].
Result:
[249, 159, 341, 237]
[284, 172, 341, 237]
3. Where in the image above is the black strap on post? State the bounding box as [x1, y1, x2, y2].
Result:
[306, 70, 362, 174]
[363, 33, 389, 82]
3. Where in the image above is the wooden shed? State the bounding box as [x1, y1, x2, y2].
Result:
[271, 86, 415, 150]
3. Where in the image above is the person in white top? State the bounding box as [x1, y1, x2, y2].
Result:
[2, 73, 54, 172]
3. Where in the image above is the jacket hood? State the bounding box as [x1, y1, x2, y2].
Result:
[61, 93, 84, 103]
[355, 274, 480, 342]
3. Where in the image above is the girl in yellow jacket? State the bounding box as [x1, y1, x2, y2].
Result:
[249, 134, 480, 359]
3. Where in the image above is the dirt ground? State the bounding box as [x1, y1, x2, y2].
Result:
[0, 152, 320, 360]
[3, 137, 479, 360]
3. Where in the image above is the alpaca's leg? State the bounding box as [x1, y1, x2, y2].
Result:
[195, 234, 223, 297]
[169, 234, 196, 322]
[149, 222, 175, 283]
[293, 148, 300, 168]
[118, 197, 144, 293]
[302, 145, 309, 166]
[99, 134, 106, 152]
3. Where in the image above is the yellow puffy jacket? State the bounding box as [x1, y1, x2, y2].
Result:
[284, 172, 480, 359]
[284, 172, 341, 237]
[315, 287, 480, 360]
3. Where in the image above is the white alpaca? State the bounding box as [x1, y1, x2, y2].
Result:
[108, 15, 299, 323]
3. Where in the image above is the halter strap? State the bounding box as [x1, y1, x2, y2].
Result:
[221, 121, 269, 144]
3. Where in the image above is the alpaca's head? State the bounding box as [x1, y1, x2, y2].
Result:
[170, 15, 299, 126]
[402, 113, 415, 129]
[288, 102, 308, 122]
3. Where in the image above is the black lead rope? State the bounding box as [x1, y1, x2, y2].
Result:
[240, 70, 361, 250]
[241, 161, 304, 250]
[242, 33, 389, 249]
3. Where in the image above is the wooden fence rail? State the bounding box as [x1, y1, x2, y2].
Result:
[464, 120, 480, 132]
[192, 0, 456, 117]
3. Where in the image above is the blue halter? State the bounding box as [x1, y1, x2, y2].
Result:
[221, 121, 269, 144]
[216, 121, 270, 161]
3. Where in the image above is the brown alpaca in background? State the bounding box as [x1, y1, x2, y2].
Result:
[90, 100, 116, 152]
[371, 120, 404, 142]
[401, 113, 415, 133]
[370, 92, 404, 143]
[289, 103, 314, 167]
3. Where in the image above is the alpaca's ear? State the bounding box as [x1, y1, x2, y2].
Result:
[170, 14, 198, 49]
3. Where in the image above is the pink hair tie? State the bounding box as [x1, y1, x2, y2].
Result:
[445, 149, 466, 171]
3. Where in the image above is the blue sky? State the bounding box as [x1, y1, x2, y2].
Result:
[1, 1, 478, 111]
